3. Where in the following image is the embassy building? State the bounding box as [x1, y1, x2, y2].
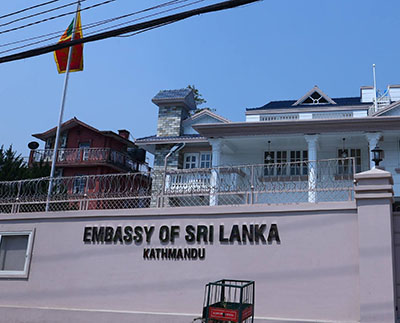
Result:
[1, 84, 400, 323]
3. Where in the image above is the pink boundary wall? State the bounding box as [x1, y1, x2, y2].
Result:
[0, 169, 396, 323]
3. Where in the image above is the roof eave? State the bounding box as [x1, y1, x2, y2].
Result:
[135, 137, 208, 145]
[245, 105, 370, 115]
[183, 109, 230, 125]
[193, 116, 400, 137]
[372, 100, 400, 117]
[31, 118, 100, 141]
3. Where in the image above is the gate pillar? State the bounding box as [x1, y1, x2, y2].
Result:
[354, 168, 396, 322]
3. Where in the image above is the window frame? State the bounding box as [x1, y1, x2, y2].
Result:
[199, 152, 212, 169]
[264, 150, 308, 177]
[184, 153, 199, 169]
[0, 230, 35, 279]
[79, 142, 91, 161]
[73, 175, 87, 194]
[337, 148, 361, 175]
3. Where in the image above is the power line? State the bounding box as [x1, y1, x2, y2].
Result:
[0, 0, 194, 54]
[0, 0, 261, 64]
[0, 0, 87, 29]
[0, 0, 62, 20]
[0, 0, 116, 36]
[117, 0, 205, 37]
[89, 0, 206, 38]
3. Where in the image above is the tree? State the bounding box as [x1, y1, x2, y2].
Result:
[187, 85, 216, 114]
[0, 145, 50, 181]
[26, 160, 51, 179]
[0, 145, 26, 181]
[187, 84, 207, 106]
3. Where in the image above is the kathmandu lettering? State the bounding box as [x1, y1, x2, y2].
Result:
[83, 223, 280, 260]
[143, 248, 205, 260]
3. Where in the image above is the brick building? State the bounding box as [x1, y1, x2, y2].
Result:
[29, 117, 149, 178]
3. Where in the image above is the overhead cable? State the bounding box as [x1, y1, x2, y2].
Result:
[0, 0, 62, 20]
[117, 0, 205, 37]
[0, 0, 88, 29]
[0, 0, 193, 54]
[0, 0, 116, 36]
[0, 0, 261, 64]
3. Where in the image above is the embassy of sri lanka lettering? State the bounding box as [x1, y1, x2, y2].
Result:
[83, 224, 280, 260]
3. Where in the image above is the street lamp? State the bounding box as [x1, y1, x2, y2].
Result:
[371, 145, 383, 167]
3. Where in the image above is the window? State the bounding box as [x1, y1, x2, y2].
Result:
[0, 231, 34, 278]
[60, 132, 68, 148]
[79, 142, 91, 161]
[184, 153, 198, 169]
[302, 91, 329, 105]
[338, 149, 361, 174]
[184, 152, 212, 169]
[73, 175, 87, 194]
[264, 150, 308, 176]
[290, 150, 308, 175]
[276, 151, 287, 175]
[200, 152, 212, 168]
[45, 138, 53, 149]
[264, 151, 275, 176]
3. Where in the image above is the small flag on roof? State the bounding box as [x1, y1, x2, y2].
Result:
[54, 10, 83, 73]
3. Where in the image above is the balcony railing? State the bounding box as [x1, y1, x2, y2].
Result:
[0, 158, 356, 213]
[30, 148, 149, 173]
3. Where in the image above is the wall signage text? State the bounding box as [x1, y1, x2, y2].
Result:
[83, 223, 280, 261]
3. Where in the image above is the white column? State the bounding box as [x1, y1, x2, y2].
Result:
[304, 134, 319, 203]
[365, 132, 382, 169]
[209, 139, 222, 206]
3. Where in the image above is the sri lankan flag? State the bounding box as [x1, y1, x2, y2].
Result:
[54, 11, 83, 73]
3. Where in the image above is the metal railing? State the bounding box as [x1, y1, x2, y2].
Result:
[30, 148, 149, 172]
[312, 112, 353, 119]
[0, 158, 356, 213]
[160, 158, 356, 207]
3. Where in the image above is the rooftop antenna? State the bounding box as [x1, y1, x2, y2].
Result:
[373, 64, 378, 112]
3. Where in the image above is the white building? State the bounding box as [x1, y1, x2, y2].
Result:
[1, 85, 400, 323]
[136, 84, 400, 207]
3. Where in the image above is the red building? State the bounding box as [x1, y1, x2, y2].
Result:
[28, 117, 149, 177]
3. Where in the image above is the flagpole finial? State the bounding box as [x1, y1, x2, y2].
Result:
[373, 63, 376, 67]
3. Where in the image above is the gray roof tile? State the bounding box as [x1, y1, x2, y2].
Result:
[135, 134, 204, 142]
[152, 88, 196, 110]
[153, 89, 192, 100]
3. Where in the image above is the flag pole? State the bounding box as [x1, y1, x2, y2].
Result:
[373, 63, 378, 113]
[46, 1, 81, 212]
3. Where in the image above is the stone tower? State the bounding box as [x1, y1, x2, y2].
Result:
[150, 89, 196, 206]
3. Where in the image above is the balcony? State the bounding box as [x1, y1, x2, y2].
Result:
[0, 158, 357, 213]
[30, 148, 150, 173]
[161, 158, 356, 207]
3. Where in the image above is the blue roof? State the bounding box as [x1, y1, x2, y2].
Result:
[247, 97, 371, 111]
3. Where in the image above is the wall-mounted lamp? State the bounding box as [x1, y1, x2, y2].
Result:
[371, 145, 383, 167]
[265, 141, 272, 161]
[341, 138, 348, 158]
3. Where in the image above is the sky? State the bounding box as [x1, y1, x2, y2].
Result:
[1, 0, 400, 161]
